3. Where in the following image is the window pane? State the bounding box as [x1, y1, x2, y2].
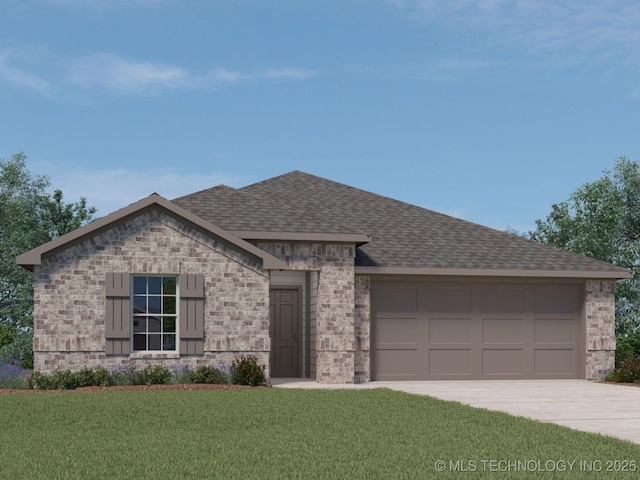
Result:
[133, 277, 147, 295]
[148, 334, 161, 350]
[148, 296, 161, 314]
[163, 334, 176, 351]
[148, 277, 162, 295]
[163, 317, 176, 333]
[133, 316, 146, 333]
[131, 275, 179, 352]
[163, 296, 176, 315]
[163, 277, 176, 295]
[148, 316, 161, 332]
[133, 296, 147, 314]
[133, 334, 146, 351]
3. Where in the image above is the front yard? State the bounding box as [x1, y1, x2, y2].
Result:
[1, 388, 639, 479]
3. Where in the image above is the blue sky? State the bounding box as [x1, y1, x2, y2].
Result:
[2, 0, 639, 233]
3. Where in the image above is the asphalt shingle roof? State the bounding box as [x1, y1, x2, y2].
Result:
[174, 171, 628, 274]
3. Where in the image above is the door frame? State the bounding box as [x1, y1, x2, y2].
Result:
[270, 286, 303, 378]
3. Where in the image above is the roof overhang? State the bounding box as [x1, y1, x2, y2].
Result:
[355, 266, 633, 279]
[231, 231, 371, 246]
[16, 194, 287, 271]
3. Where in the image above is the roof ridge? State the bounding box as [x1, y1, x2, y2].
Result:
[241, 171, 371, 235]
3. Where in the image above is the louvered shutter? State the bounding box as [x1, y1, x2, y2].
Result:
[105, 273, 131, 355]
[179, 273, 205, 355]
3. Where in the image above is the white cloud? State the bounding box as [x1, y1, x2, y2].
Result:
[391, 0, 640, 64]
[65, 54, 317, 94]
[67, 54, 189, 92]
[0, 49, 51, 94]
[0, 49, 316, 96]
[414, 57, 497, 81]
[43, 0, 170, 7]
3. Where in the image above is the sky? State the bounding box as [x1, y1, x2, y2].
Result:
[1, 0, 639, 234]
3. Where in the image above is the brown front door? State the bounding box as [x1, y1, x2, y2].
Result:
[270, 289, 300, 377]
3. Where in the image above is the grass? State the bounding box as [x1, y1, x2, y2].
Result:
[1, 388, 639, 479]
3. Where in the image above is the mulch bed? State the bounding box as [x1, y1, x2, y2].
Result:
[0, 384, 268, 395]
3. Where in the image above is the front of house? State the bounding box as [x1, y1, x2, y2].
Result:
[17, 171, 631, 383]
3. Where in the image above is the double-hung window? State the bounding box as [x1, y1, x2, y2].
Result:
[132, 276, 177, 351]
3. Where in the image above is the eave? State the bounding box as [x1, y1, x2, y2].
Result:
[355, 266, 633, 279]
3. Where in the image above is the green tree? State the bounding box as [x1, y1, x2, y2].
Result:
[530, 157, 640, 335]
[0, 153, 96, 367]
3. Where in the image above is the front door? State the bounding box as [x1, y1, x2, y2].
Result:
[270, 288, 300, 377]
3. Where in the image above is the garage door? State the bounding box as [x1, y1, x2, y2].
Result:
[371, 282, 583, 380]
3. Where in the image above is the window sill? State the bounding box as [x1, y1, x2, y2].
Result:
[129, 352, 180, 360]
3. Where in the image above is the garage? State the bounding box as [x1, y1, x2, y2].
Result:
[371, 281, 583, 380]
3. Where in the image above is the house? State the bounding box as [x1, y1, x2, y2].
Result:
[17, 171, 631, 383]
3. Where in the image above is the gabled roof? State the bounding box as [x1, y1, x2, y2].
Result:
[176, 171, 631, 279]
[17, 193, 286, 271]
[173, 183, 371, 244]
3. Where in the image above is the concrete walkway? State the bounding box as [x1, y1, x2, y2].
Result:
[271, 379, 640, 445]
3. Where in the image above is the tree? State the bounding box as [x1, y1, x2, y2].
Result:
[530, 156, 640, 335]
[0, 153, 96, 367]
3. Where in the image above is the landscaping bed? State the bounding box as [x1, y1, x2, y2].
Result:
[0, 383, 264, 394]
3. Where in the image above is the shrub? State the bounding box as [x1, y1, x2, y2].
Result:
[30, 366, 118, 390]
[0, 357, 28, 389]
[171, 365, 193, 384]
[29, 370, 80, 390]
[231, 356, 266, 386]
[603, 358, 640, 383]
[77, 367, 110, 387]
[130, 365, 172, 385]
[615, 330, 640, 367]
[109, 366, 134, 386]
[190, 365, 233, 385]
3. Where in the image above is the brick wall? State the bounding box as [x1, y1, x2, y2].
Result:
[33, 209, 270, 375]
[258, 242, 356, 383]
[584, 279, 616, 380]
[355, 275, 370, 383]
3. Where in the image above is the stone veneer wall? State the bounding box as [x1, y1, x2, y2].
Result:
[584, 279, 616, 380]
[258, 242, 356, 383]
[354, 275, 370, 383]
[33, 209, 271, 375]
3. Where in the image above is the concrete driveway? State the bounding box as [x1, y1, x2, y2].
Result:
[272, 379, 640, 445]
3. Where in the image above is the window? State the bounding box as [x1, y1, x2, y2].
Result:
[132, 276, 177, 351]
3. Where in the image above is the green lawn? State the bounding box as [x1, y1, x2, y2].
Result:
[1, 388, 639, 479]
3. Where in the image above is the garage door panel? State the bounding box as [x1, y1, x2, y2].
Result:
[482, 287, 525, 314]
[373, 285, 418, 312]
[375, 349, 418, 377]
[429, 286, 472, 313]
[430, 318, 471, 344]
[534, 285, 581, 314]
[535, 318, 575, 344]
[429, 349, 471, 375]
[534, 349, 575, 375]
[375, 317, 418, 345]
[482, 318, 523, 344]
[483, 349, 523, 375]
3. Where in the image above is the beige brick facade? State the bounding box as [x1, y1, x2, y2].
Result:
[584, 279, 616, 380]
[33, 210, 271, 375]
[27, 207, 621, 384]
[355, 275, 370, 383]
[257, 242, 357, 383]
